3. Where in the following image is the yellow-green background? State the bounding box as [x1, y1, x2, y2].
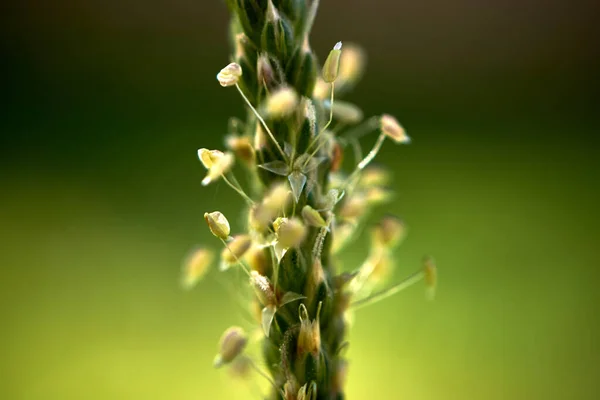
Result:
[1, 0, 598, 399]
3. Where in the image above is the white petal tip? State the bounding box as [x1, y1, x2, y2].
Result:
[334, 41, 343, 50]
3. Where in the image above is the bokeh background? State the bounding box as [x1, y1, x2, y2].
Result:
[2, 0, 599, 398]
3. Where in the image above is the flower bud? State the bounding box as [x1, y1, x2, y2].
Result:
[244, 245, 269, 275]
[204, 211, 231, 240]
[301, 205, 327, 228]
[213, 326, 247, 368]
[274, 217, 307, 248]
[423, 256, 437, 300]
[220, 234, 253, 268]
[371, 215, 406, 249]
[265, 87, 299, 118]
[380, 114, 411, 144]
[217, 62, 242, 87]
[181, 248, 214, 289]
[322, 41, 342, 83]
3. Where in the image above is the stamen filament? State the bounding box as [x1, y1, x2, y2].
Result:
[306, 81, 335, 157]
[220, 238, 251, 277]
[248, 358, 283, 396]
[351, 269, 424, 310]
[342, 132, 386, 191]
[235, 83, 287, 161]
[221, 173, 254, 205]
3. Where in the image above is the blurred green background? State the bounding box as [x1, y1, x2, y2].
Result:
[1, 0, 599, 399]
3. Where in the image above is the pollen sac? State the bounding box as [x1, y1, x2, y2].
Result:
[204, 211, 231, 240]
[213, 326, 248, 368]
[181, 247, 214, 289]
[220, 234, 253, 268]
[198, 148, 234, 186]
[274, 217, 307, 248]
[358, 165, 391, 188]
[337, 43, 366, 88]
[322, 41, 343, 83]
[265, 86, 299, 118]
[225, 135, 255, 165]
[217, 62, 243, 87]
[380, 114, 411, 144]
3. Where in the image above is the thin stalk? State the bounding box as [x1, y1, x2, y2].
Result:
[222, 173, 254, 205]
[220, 238, 251, 277]
[342, 132, 386, 191]
[351, 270, 424, 310]
[235, 83, 287, 161]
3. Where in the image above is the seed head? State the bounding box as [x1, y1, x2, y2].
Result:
[181, 247, 214, 289]
[204, 211, 231, 240]
[217, 62, 242, 87]
[380, 114, 411, 144]
[213, 326, 247, 368]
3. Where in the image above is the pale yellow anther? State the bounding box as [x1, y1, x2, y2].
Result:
[380, 114, 411, 144]
[338, 43, 366, 86]
[274, 217, 307, 248]
[198, 149, 234, 186]
[181, 248, 214, 289]
[221, 234, 253, 267]
[225, 135, 255, 165]
[217, 62, 243, 87]
[372, 216, 406, 249]
[204, 211, 231, 240]
[265, 87, 299, 118]
[301, 205, 327, 228]
[213, 326, 247, 368]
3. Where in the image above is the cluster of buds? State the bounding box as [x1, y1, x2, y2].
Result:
[182, 1, 436, 398]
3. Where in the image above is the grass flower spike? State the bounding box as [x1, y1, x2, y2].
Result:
[186, 1, 435, 397]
